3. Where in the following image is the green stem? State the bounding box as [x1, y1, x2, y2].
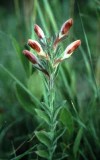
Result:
[48, 74, 56, 160]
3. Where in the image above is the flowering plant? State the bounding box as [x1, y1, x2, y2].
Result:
[23, 18, 81, 160]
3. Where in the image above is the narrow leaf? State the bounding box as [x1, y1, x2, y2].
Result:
[60, 108, 74, 135]
[35, 108, 50, 124]
[53, 100, 66, 122]
[73, 127, 83, 157]
[35, 150, 49, 159]
[35, 131, 51, 147]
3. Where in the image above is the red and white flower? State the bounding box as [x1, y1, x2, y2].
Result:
[53, 18, 73, 48]
[54, 40, 81, 67]
[23, 50, 39, 64]
[62, 40, 81, 59]
[28, 39, 47, 58]
[34, 24, 45, 39]
[59, 18, 73, 39]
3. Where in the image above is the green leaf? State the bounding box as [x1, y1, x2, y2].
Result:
[35, 108, 50, 124]
[35, 131, 51, 147]
[73, 127, 83, 157]
[27, 72, 44, 99]
[35, 150, 49, 159]
[60, 108, 74, 135]
[53, 100, 66, 122]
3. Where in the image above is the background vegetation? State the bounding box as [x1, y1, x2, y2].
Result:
[0, 0, 100, 159]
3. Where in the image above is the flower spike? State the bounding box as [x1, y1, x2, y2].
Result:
[34, 24, 45, 39]
[23, 50, 39, 64]
[63, 40, 81, 59]
[23, 19, 81, 76]
[28, 39, 46, 57]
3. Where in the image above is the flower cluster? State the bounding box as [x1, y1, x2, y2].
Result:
[23, 18, 81, 77]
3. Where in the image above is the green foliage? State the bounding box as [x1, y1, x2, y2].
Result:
[73, 127, 83, 157]
[60, 107, 74, 135]
[35, 150, 49, 159]
[15, 83, 35, 115]
[35, 108, 50, 124]
[0, 0, 100, 160]
[35, 130, 51, 147]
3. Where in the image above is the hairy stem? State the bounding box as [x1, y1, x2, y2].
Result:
[48, 74, 56, 160]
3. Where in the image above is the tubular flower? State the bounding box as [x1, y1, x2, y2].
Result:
[54, 40, 81, 67]
[28, 39, 47, 57]
[34, 24, 45, 39]
[59, 18, 73, 38]
[62, 40, 81, 59]
[23, 50, 39, 64]
[53, 18, 73, 48]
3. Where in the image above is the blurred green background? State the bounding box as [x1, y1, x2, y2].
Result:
[0, 0, 100, 159]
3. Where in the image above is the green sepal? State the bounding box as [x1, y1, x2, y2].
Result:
[41, 102, 51, 116]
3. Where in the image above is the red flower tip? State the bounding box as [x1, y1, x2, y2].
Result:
[23, 50, 38, 64]
[67, 40, 81, 54]
[28, 39, 41, 52]
[53, 18, 73, 49]
[61, 18, 73, 35]
[63, 40, 81, 59]
[34, 24, 45, 39]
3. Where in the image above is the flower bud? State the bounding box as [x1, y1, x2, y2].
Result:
[28, 39, 46, 57]
[60, 18, 73, 37]
[28, 39, 41, 52]
[34, 24, 45, 39]
[63, 40, 81, 59]
[23, 50, 38, 64]
[53, 18, 73, 48]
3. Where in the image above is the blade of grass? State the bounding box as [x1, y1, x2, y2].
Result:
[42, 0, 58, 32]
[11, 141, 17, 158]
[59, 66, 74, 100]
[84, 137, 97, 160]
[0, 117, 22, 144]
[0, 64, 42, 108]
[77, 3, 99, 98]
[36, 1, 49, 35]
[10, 145, 37, 160]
